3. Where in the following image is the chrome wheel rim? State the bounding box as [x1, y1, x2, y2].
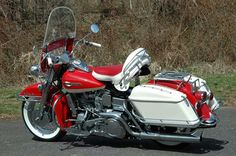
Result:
[23, 101, 60, 139]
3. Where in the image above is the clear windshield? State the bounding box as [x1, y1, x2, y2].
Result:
[43, 7, 76, 47]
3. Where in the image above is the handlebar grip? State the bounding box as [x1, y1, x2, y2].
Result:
[88, 41, 102, 47]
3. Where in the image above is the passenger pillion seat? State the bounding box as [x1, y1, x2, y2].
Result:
[92, 48, 151, 91]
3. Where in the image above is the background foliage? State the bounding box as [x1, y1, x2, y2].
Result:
[0, 0, 236, 87]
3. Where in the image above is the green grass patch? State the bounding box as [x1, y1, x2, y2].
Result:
[203, 74, 236, 106]
[0, 87, 22, 119]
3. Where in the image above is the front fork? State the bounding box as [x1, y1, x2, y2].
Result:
[40, 67, 55, 120]
[41, 67, 55, 104]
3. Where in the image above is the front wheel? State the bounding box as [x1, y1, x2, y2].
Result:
[22, 101, 65, 141]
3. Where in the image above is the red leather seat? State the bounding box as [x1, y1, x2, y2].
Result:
[93, 64, 123, 76]
[92, 64, 123, 81]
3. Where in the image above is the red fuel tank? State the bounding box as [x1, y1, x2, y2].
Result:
[62, 69, 105, 93]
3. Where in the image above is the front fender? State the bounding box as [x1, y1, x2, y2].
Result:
[19, 83, 42, 96]
[18, 83, 42, 100]
[18, 82, 72, 128]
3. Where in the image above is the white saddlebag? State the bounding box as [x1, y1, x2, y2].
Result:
[129, 84, 200, 128]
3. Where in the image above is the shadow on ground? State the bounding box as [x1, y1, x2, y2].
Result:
[56, 135, 228, 154]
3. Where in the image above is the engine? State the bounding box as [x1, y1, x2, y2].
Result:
[94, 90, 112, 111]
[77, 89, 126, 112]
[71, 89, 127, 139]
[76, 89, 112, 112]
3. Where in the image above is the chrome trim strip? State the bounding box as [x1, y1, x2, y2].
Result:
[64, 81, 72, 87]
[128, 98, 186, 104]
[17, 95, 42, 102]
[64, 81, 81, 87]
[142, 120, 200, 128]
[64, 86, 105, 93]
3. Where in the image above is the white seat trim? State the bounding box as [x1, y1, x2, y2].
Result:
[92, 71, 120, 82]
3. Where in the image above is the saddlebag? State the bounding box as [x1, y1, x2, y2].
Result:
[129, 84, 200, 128]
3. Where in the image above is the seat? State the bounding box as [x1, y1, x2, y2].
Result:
[92, 64, 123, 81]
[92, 48, 151, 91]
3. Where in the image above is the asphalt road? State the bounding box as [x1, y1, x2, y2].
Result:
[0, 107, 235, 156]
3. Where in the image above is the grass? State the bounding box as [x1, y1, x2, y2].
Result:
[0, 73, 235, 119]
[0, 87, 22, 119]
[203, 74, 236, 106]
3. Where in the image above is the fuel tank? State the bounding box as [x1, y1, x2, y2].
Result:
[62, 69, 105, 93]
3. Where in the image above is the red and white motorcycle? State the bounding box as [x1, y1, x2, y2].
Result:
[18, 7, 220, 146]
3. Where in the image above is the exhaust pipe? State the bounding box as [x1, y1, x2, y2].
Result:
[130, 130, 202, 143]
[100, 112, 202, 143]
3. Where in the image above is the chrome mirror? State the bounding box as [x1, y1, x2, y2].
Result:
[90, 23, 99, 33]
[30, 65, 40, 77]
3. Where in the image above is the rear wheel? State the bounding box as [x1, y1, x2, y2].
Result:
[22, 101, 65, 141]
[157, 141, 183, 146]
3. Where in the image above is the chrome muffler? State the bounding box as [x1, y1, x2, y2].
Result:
[130, 130, 202, 143]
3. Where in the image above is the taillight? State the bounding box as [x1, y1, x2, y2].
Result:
[194, 91, 207, 102]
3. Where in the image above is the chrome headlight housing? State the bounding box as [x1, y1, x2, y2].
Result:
[30, 65, 40, 77]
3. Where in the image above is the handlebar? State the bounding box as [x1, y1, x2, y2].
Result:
[72, 39, 102, 54]
[88, 41, 102, 47]
[85, 40, 102, 47]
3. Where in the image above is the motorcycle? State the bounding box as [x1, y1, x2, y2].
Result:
[18, 7, 220, 146]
